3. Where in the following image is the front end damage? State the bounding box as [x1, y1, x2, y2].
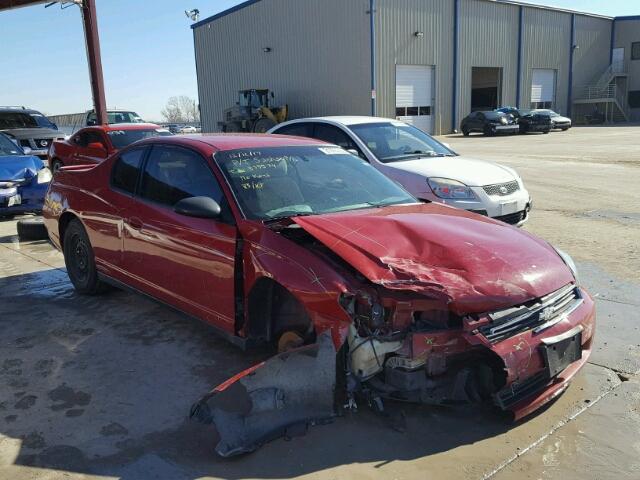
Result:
[191, 206, 596, 456]
[192, 280, 595, 457]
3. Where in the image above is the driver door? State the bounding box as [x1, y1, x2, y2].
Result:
[122, 144, 238, 332]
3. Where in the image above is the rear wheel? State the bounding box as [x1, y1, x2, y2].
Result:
[462, 126, 470, 136]
[63, 219, 107, 295]
[253, 117, 277, 133]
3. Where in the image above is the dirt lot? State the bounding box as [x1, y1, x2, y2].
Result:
[0, 126, 638, 479]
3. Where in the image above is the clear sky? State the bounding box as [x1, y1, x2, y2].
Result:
[0, 0, 637, 122]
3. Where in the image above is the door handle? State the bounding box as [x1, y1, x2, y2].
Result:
[128, 217, 143, 230]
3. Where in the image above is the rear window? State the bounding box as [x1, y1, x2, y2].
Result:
[112, 148, 145, 194]
[107, 129, 172, 149]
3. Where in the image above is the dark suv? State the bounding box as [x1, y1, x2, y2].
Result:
[0, 107, 66, 159]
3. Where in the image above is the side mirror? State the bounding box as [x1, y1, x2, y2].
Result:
[22, 147, 33, 155]
[174, 196, 221, 219]
[52, 123, 58, 130]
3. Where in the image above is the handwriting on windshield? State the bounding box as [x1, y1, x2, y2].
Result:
[228, 154, 298, 191]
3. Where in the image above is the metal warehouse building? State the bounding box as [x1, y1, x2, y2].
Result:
[191, 0, 640, 135]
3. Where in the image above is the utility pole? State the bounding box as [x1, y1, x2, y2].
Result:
[81, 0, 107, 125]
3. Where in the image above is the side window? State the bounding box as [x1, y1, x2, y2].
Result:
[139, 146, 228, 215]
[73, 132, 88, 147]
[111, 148, 146, 194]
[85, 131, 106, 148]
[312, 124, 365, 158]
[273, 123, 313, 138]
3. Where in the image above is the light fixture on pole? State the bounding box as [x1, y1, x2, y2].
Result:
[185, 9, 200, 22]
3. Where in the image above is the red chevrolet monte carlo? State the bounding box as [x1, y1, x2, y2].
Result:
[43, 134, 595, 456]
[48, 123, 171, 173]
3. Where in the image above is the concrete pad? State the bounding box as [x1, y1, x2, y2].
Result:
[491, 376, 640, 480]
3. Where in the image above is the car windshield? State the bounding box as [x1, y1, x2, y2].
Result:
[30, 112, 57, 129]
[536, 109, 559, 117]
[0, 133, 24, 156]
[107, 128, 172, 149]
[0, 112, 39, 129]
[216, 146, 416, 220]
[483, 112, 503, 120]
[348, 122, 455, 163]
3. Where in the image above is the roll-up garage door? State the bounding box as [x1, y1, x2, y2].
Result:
[396, 65, 434, 134]
[531, 69, 556, 103]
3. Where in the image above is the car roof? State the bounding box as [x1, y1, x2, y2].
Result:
[137, 133, 329, 152]
[281, 116, 402, 127]
[78, 123, 163, 133]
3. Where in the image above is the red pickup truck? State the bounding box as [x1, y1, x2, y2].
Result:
[48, 123, 171, 172]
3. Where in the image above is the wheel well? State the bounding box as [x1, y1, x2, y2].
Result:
[58, 212, 79, 248]
[246, 277, 313, 344]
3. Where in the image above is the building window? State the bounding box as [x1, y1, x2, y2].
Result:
[531, 101, 553, 109]
[632, 42, 640, 61]
[629, 91, 640, 109]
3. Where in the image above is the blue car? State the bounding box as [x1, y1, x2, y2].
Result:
[0, 132, 52, 217]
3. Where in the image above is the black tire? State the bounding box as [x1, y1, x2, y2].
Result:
[253, 117, 277, 133]
[483, 125, 494, 136]
[543, 129, 550, 134]
[51, 158, 63, 174]
[17, 217, 48, 241]
[462, 126, 470, 137]
[63, 219, 107, 295]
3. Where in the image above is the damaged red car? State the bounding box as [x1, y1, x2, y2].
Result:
[42, 135, 595, 457]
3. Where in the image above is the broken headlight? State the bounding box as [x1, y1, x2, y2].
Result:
[339, 292, 386, 331]
[554, 247, 579, 284]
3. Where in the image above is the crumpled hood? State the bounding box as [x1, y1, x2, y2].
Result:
[0, 128, 62, 139]
[293, 203, 574, 314]
[385, 156, 515, 186]
[0, 155, 44, 182]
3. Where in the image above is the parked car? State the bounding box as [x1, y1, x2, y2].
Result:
[43, 134, 594, 456]
[531, 109, 572, 131]
[0, 132, 52, 217]
[0, 106, 65, 159]
[164, 124, 181, 134]
[86, 110, 144, 126]
[460, 111, 520, 136]
[178, 125, 198, 134]
[48, 123, 172, 173]
[270, 116, 531, 225]
[496, 107, 552, 134]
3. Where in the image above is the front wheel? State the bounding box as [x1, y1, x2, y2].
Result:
[253, 117, 277, 133]
[63, 219, 107, 295]
[462, 126, 470, 137]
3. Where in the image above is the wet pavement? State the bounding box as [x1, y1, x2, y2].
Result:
[1, 126, 639, 479]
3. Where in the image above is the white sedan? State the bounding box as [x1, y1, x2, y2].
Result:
[178, 125, 198, 134]
[269, 116, 532, 225]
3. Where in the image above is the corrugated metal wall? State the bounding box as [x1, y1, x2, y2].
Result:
[375, 0, 454, 135]
[193, 0, 371, 132]
[573, 16, 612, 91]
[193, 0, 616, 134]
[457, 0, 519, 123]
[520, 8, 572, 115]
[614, 18, 640, 120]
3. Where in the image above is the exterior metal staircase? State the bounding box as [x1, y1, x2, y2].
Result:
[573, 62, 629, 123]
